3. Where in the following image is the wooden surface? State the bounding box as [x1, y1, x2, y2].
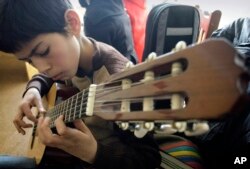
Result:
[0, 52, 32, 157]
[98, 40, 246, 121]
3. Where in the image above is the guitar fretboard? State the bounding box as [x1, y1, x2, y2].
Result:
[47, 89, 89, 128]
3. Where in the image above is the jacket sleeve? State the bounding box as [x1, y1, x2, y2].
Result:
[210, 20, 237, 41]
[22, 73, 54, 97]
[88, 125, 161, 169]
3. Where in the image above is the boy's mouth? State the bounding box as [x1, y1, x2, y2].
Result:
[52, 73, 63, 80]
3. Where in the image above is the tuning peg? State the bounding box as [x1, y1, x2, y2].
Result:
[146, 52, 157, 62]
[133, 122, 154, 138]
[144, 122, 154, 131]
[142, 71, 154, 82]
[173, 121, 187, 132]
[116, 121, 154, 138]
[184, 121, 209, 136]
[125, 61, 134, 69]
[171, 62, 183, 76]
[117, 122, 142, 133]
[171, 41, 187, 52]
[154, 122, 177, 135]
[116, 122, 129, 130]
[134, 126, 148, 138]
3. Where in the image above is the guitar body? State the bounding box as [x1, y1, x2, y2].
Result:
[27, 84, 79, 167]
[27, 134, 45, 165]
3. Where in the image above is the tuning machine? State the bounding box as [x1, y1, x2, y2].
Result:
[184, 120, 210, 136]
[154, 120, 210, 137]
[116, 121, 154, 138]
[154, 121, 177, 135]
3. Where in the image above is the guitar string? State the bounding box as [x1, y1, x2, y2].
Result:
[48, 94, 172, 126]
[47, 73, 172, 122]
[47, 97, 145, 128]
[47, 79, 143, 120]
[46, 73, 172, 126]
[33, 94, 170, 129]
[65, 95, 172, 119]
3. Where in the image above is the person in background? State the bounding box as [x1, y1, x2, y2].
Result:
[0, 0, 160, 168]
[188, 17, 250, 169]
[79, 0, 138, 64]
[211, 17, 250, 58]
[123, 0, 148, 63]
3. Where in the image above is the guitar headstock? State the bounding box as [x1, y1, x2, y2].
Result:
[92, 39, 249, 137]
[49, 39, 249, 138]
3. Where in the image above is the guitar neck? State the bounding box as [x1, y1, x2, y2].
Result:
[47, 85, 97, 128]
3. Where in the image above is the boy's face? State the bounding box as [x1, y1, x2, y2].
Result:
[15, 33, 80, 81]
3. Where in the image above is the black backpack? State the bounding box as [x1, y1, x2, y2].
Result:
[142, 3, 200, 61]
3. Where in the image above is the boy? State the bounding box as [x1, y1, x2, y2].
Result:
[0, 0, 160, 168]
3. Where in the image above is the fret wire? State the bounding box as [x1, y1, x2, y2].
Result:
[65, 97, 70, 123]
[50, 85, 123, 124]
[51, 106, 57, 125]
[59, 102, 63, 117]
[48, 108, 53, 128]
[75, 94, 80, 118]
[52, 104, 56, 126]
[74, 93, 78, 120]
[48, 94, 102, 122]
[64, 91, 88, 121]
[52, 104, 59, 127]
[49, 97, 121, 127]
[54, 104, 58, 122]
[49, 94, 92, 121]
[72, 95, 77, 119]
[46, 83, 109, 127]
[68, 97, 72, 122]
[56, 103, 60, 119]
[62, 98, 66, 121]
[79, 89, 84, 118]
[56, 104, 60, 118]
[71, 95, 75, 121]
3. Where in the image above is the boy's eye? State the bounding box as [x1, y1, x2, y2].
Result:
[18, 56, 32, 64]
[27, 58, 32, 64]
[35, 46, 50, 57]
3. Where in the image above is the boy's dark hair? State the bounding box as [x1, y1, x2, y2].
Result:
[0, 0, 72, 53]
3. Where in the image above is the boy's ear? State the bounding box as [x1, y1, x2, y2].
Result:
[64, 9, 81, 36]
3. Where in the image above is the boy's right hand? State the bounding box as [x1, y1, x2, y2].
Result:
[13, 88, 46, 135]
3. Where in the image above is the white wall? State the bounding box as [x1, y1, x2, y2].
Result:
[147, 0, 250, 28]
[71, 0, 249, 28]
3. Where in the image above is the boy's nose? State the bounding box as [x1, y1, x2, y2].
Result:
[32, 57, 51, 74]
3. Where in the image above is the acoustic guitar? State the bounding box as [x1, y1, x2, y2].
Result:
[27, 39, 249, 166]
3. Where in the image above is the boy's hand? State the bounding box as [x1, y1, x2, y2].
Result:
[13, 88, 46, 135]
[38, 115, 97, 163]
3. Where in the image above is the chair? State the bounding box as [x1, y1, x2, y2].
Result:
[197, 10, 222, 43]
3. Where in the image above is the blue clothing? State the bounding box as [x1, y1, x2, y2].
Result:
[79, 0, 138, 64]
